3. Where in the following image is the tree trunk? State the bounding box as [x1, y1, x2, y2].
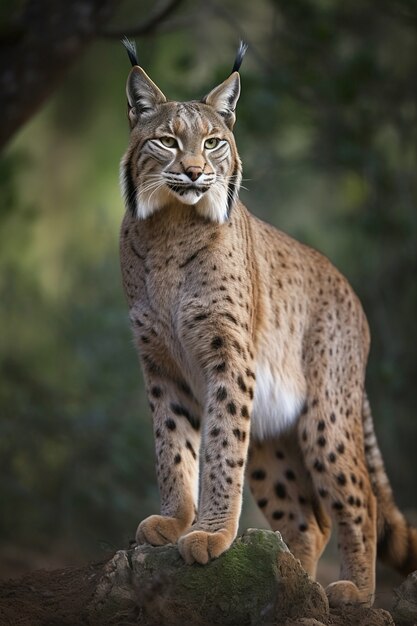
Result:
[0, 0, 114, 150]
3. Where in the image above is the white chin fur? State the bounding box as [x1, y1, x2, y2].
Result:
[194, 185, 229, 224]
[133, 184, 230, 224]
[174, 189, 204, 206]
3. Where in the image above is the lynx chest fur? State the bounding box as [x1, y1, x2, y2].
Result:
[120, 204, 317, 440]
[118, 40, 417, 610]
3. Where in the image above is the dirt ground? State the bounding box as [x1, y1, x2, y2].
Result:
[0, 561, 105, 626]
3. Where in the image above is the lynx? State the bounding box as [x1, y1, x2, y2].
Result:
[119, 40, 417, 607]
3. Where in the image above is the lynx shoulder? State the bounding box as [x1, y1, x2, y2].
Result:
[119, 40, 417, 608]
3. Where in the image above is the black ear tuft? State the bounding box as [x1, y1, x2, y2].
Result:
[231, 41, 248, 74]
[122, 36, 138, 67]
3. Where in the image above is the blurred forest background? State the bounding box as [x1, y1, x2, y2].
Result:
[0, 0, 416, 590]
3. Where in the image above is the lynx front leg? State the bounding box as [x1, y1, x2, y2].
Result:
[136, 368, 201, 547]
[178, 334, 255, 564]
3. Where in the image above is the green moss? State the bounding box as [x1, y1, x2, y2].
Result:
[130, 530, 294, 624]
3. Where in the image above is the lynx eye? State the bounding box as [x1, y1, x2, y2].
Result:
[204, 137, 220, 150]
[160, 136, 178, 148]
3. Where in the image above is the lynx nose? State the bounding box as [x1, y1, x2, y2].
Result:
[185, 166, 203, 182]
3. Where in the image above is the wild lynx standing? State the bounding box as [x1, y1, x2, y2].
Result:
[119, 40, 416, 607]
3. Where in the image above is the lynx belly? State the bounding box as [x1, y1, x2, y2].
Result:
[250, 365, 305, 440]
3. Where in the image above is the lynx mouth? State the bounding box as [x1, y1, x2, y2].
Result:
[167, 183, 210, 197]
[166, 182, 212, 205]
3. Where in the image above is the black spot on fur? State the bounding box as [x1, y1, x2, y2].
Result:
[285, 469, 296, 481]
[251, 469, 266, 480]
[233, 428, 246, 442]
[337, 472, 347, 486]
[174, 453, 181, 464]
[170, 403, 200, 430]
[258, 498, 268, 508]
[275, 482, 287, 499]
[151, 386, 163, 398]
[216, 386, 227, 401]
[272, 510, 284, 520]
[226, 401, 237, 415]
[211, 336, 224, 350]
[314, 460, 325, 472]
[185, 440, 197, 459]
[165, 418, 176, 431]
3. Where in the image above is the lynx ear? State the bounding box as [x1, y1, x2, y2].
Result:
[202, 72, 240, 129]
[126, 66, 167, 128]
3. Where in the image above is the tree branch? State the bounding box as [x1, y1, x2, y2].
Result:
[100, 0, 185, 38]
[0, 0, 115, 151]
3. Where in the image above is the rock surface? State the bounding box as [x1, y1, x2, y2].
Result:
[91, 528, 329, 625]
[392, 570, 417, 625]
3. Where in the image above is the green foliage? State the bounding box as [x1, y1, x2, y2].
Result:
[0, 0, 416, 562]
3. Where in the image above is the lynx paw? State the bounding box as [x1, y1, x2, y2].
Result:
[178, 528, 233, 565]
[325, 580, 372, 607]
[136, 515, 190, 546]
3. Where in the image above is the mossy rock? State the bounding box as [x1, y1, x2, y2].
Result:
[91, 528, 329, 625]
[392, 570, 417, 625]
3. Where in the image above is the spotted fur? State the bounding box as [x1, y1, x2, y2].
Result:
[119, 50, 417, 608]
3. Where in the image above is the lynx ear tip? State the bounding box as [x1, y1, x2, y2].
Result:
[231, 40, 248, 74]
[122, 36, 138, 67]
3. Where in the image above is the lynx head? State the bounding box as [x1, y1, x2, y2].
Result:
[120, 40, 247, 224]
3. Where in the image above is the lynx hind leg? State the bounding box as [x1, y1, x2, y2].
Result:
[248, 431, 331, 579]
[298, 386, 377, 607]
